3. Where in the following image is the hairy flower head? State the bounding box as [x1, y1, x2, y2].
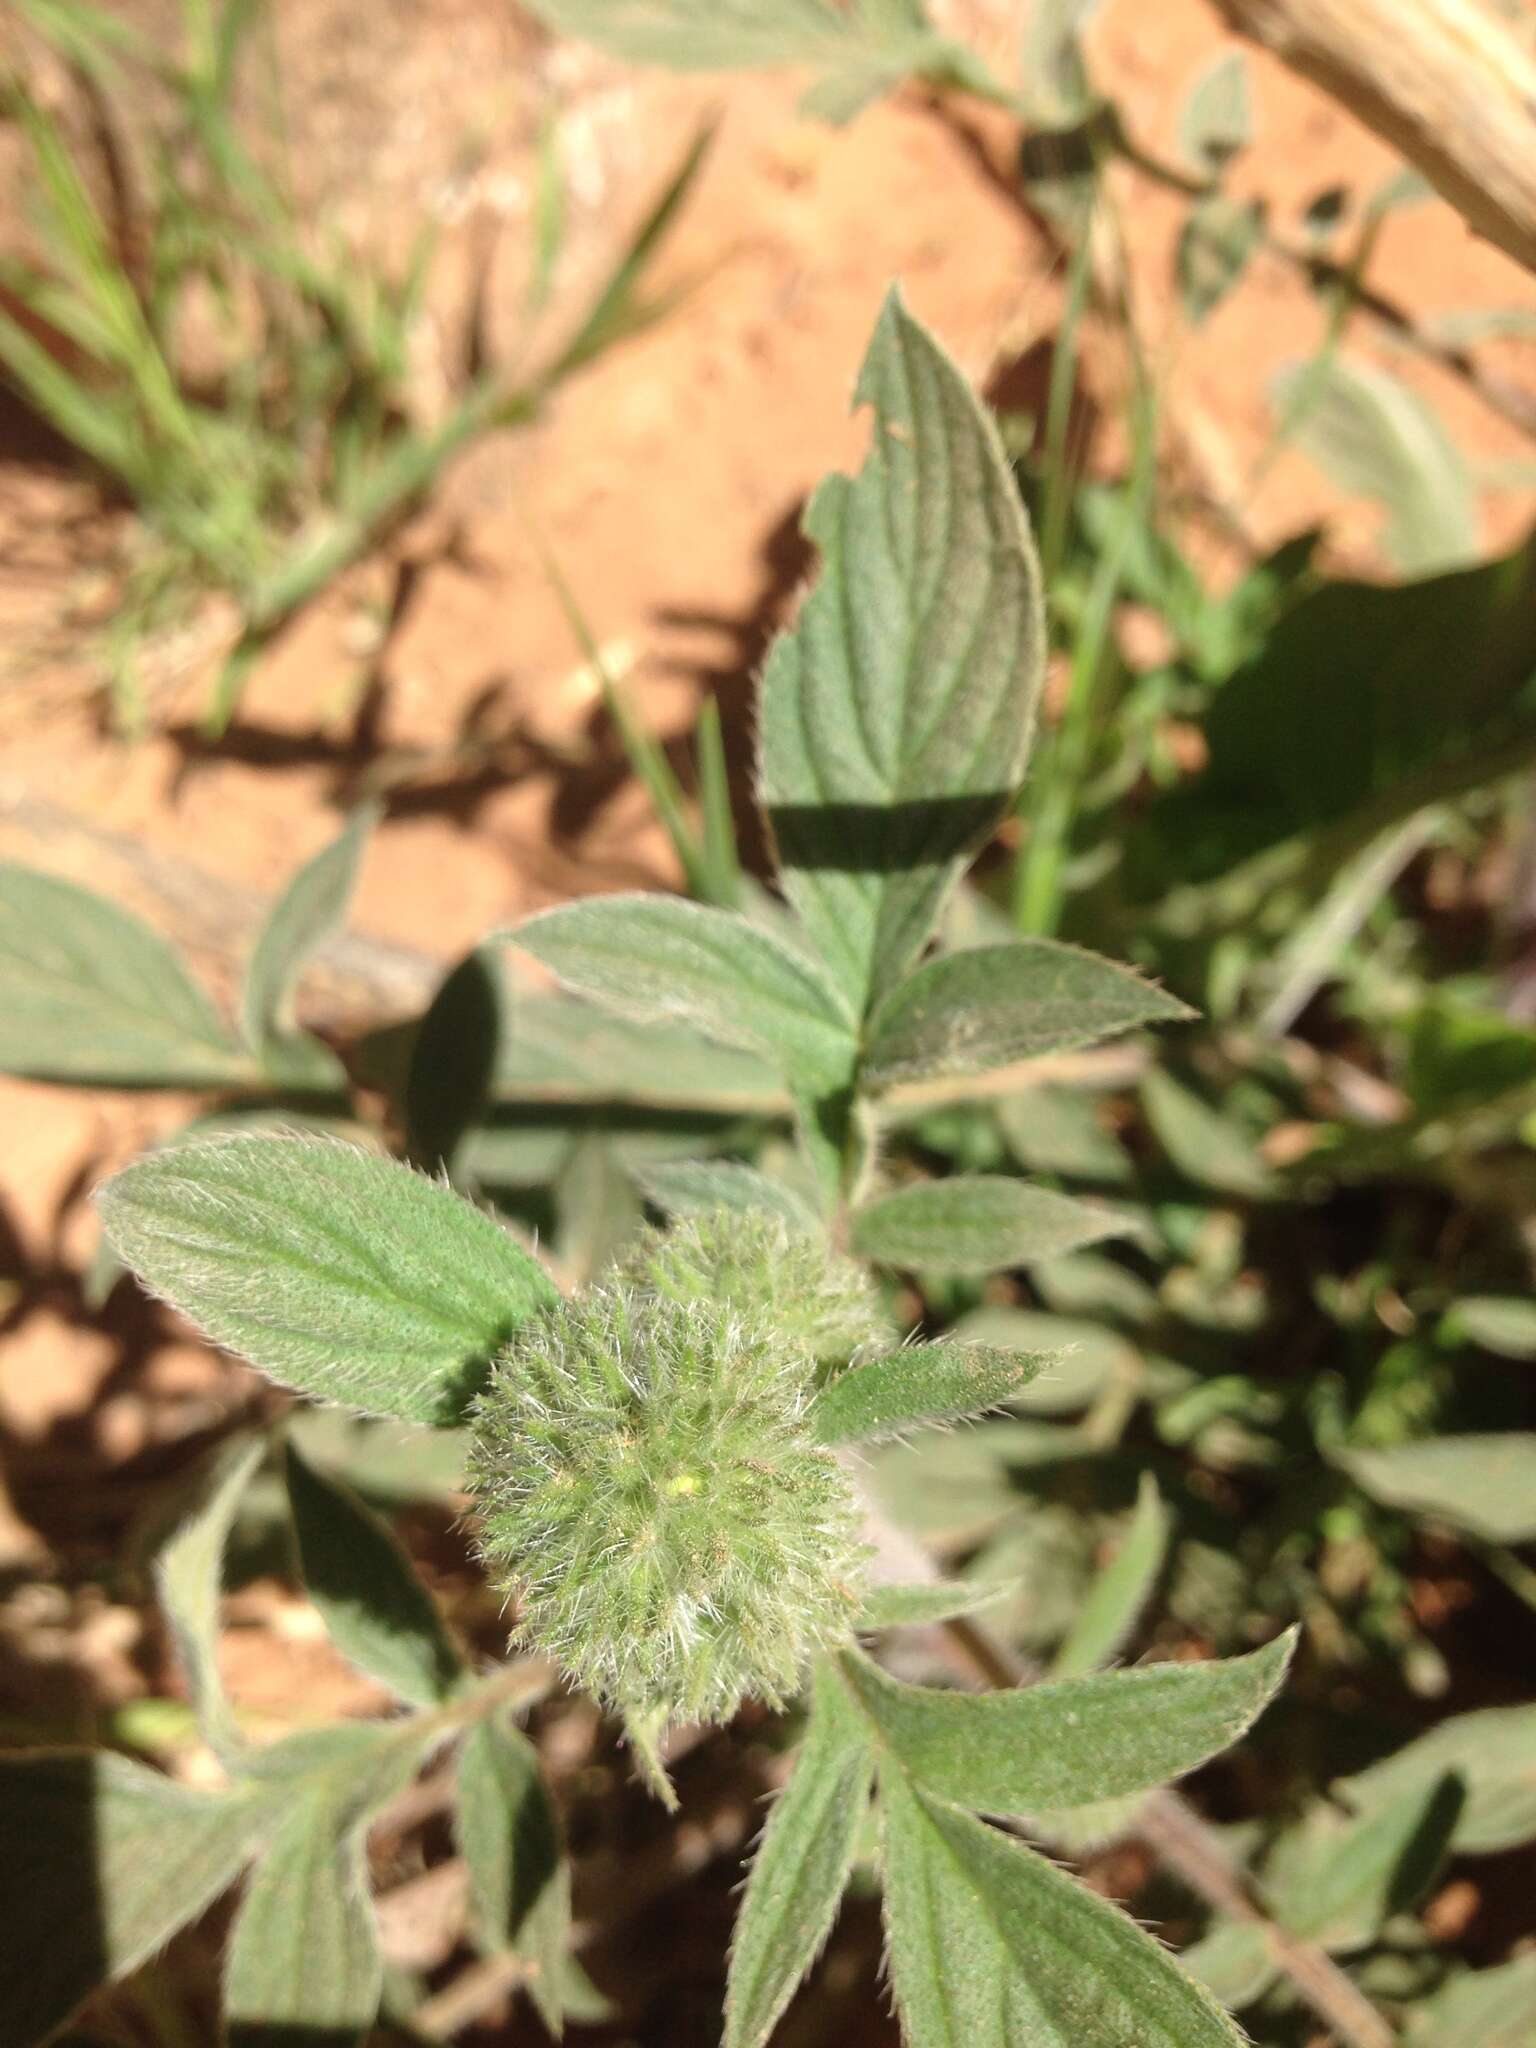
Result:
[611, 1209, 890, 1369]
[467, 1284, 866, 1735]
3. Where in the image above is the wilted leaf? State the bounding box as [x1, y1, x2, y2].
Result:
[0, 864, 247, 1088]
[811, 1342, 1052, 1444]
[1341, 1433, 1536, 1542]
[862, 940, 1189, 1091]
[0, 1752, 272, 2048]
[759, 289, 1045, 1015]
[878, 1772, 1246, 2048]
[838, 1630, 1293, 1814]
[457, 1708, 569, 2035]
[1276, 356, 1479, 575]
[852, 1175, 1129, 1275]
[98, 1134, 556, 1426]
[1050, 1473, 1169, 1677]
[286, 1440, 468, 1707]
[724, 1660, 872, 2048]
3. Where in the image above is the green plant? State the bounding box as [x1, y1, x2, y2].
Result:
[1, 294, 1311, 2048]
[0, 0, 707, 730]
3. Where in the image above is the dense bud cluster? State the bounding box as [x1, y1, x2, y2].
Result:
[467, 1279, 866, 1736]
[611, 1209, 890, 1369]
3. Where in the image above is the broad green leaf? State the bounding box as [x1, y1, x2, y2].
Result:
[1177, 195, 1265, 326]
[97, 1134, 557, 1427]
[1142, 1069, 1275, 1199]
[1276, 356, 1479, 576]
[240, 806, 375, 1069]
[0, 864, 248, 1087]
[759, 289, 1046, 1015]
[1178, 50, 1251, 174]
[861, 941, 1190, 1091]
[637, 1158, 823, 1231]
[725, 1659, 873, 2048]
[224, 1775, 392, 2047]
[1442, 1295, 1536, 1359]
[0, 1752, 272, 2048]
[285, 1440, 467, 1707]
[406, 946, 504, 1177]
[858, 1578, 1010, 1629]
[505, 896, 857, 1103]
[524, 0, 993, 121]
[457, 1708, 569, 2036]
[1179, 1919, 1278, 2011]
[811, 1342, 1052, 1445]
[951, 1305, 1138, 1411]
[1338, 1702, 1536, 1854]
[1341, 1433, 1536, 1542]
[1406, 1954, 1536, 2048]
[839, 1630, 1293, 1814]
[1049, 1473, 1169, 1678]
[154, 1436, 265, 1757]
[1262, 1773, 1463, 1953]
[852, 1175, 1129, 1275]
[1136, 534, 1536, 890]
[287, 1408, 469, 1508]
[993, 1085, 1133, 1185]
[878, 1771, 1246, 2048]
[489, 987, 788, 1114]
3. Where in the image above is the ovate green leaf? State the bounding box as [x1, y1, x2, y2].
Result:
[1262, 1773, 1463, 1953]
[878, 1772, 1246, 2048]
[759, 289, 1046, 1014]
[1177, 195, 1265, 326]
[98, 1134, 557, 1427]
[725, 1659, 873, 2048]
[1341, 1433, 1536, 1542]
[154, 1436, 265, 1757]
[1276, 356, 1479, 576]
[457, 1708, 570, 2036]
[811, 1342, 1052, 1445]
[1405, 1954, 1536, 2048]
[1338, 1702, 1536, 1854]
[1142, 1069, 1275, 1199]
[240, 805, 375, 1075]
[1178, 50, 1251, 174]
[0, 1752, 271, 2048]
[858, 1578, 1010, 1629]
[0, 864, 248, 1087]
[862, 940, 1190, 1091]
[506, 895, 857, 1103]
[285, 1440, 468, 1707]
[852, 1175, 1129, 1275]
[839, 1630, 1293, 1813]
[1049, 1473, 1170, 1678]
[1442, 1295, 1536, 1360]
[637, 1158, 823, 1232]
[223, 1780, 387, 2047]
